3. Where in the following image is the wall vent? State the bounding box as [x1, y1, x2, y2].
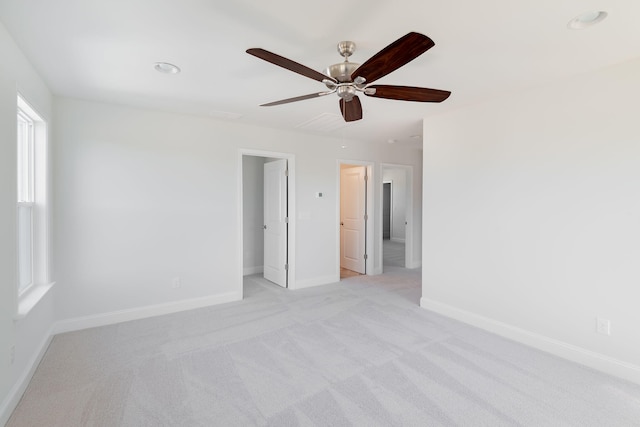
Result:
[296, 113, 346, 133]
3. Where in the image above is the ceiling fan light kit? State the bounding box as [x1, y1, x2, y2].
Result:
[246, 32, 451, 122]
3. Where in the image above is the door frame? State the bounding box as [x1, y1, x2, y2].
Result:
[336, 160, 375, 277]
[380, 163, 414, 270]
[238, 149, 296, 298]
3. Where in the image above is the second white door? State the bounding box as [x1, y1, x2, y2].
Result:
[263, 159, 288, 287]
[340, 165, 366, 274]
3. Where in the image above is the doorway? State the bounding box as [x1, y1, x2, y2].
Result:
[381, 164, 413, 269]
[338, 162, 373, 279]
[240, 150, 295, 297]
[383, 181, 392, 240]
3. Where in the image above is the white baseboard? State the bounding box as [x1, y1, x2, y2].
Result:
[54, 291, 242, 334]
[390, 237, 406, 243]
[420, 298, 640, 386]
[243, 266, 263, 276]
[293, 275, 338, 290]
[0, 327, 54, 427]
[406, 260, 422, 269]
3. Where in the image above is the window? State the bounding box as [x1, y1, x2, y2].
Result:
[16, 94, 51, 314]
[17, 107, 35, 293]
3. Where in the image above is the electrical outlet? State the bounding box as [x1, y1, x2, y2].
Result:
[172, 277, 181, 289]
[596, 317, 611, 336]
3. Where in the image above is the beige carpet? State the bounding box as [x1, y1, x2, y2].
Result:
[8, 266, 640, 426]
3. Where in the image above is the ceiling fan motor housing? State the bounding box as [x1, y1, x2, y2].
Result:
[324, 40, 359, 85]
[324, 61, 359, 83]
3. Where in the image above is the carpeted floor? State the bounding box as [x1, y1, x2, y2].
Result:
[8, 267, 640, 426]
[383, 239, 405, 267]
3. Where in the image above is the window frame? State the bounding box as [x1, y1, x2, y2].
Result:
[17, 108, 35, 204]
[15, 93, 53, 318]
[17, 105, 35, 295]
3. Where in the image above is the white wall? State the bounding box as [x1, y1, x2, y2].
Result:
[0, 18, 422, 419]
[242, 156, 265, 275]
[422, 58, 640, 382]
[53, 97, 424, 323]
[0, 22, 55, 424]
[382, 168, 407, 242]
[0, 14, 425, 420]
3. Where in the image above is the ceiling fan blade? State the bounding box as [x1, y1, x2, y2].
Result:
[260, 91, 333, 107]
[351, 32, 435, 84]
[247, 48, 337, 83]
[365, 85, 451, 102]
[339, 96, 363, 122]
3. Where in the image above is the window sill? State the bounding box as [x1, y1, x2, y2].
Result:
[14, 282, 55, 321]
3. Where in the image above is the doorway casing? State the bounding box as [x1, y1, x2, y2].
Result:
[238, 149, 296, 298]
[379, 163, 414, 270]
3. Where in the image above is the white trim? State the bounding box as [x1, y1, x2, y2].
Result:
[295, 275, 339, 289]
[406, 260, 422, 269]
[16, 94, 44, 121]
[54, 291, 241, 334]
[243, 266, 264, 276]
[0, 327, 54, 427]
[14, 282, 55, 320]
[420, 297, 640, 385]
[390, 237, 406, 243]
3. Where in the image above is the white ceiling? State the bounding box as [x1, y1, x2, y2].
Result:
[2, 0, 639, 148]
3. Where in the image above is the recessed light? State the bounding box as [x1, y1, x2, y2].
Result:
[568, 11, 608, 29]
[387, 139, 396, 144]
[340, 145, 348, 149]
[154, 62, 181, 74]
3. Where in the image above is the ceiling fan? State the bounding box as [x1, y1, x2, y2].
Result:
[246, 32, 451, 122]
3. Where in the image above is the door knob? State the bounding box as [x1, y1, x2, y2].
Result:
[340, 222, 344, 226]
[263, 225, 267, 229]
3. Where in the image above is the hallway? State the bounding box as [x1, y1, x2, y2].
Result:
[383, 239, 405, 267]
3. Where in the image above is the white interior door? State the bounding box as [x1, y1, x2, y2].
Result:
[340, 165, 366, 274]
[263, 159, 288, 287]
